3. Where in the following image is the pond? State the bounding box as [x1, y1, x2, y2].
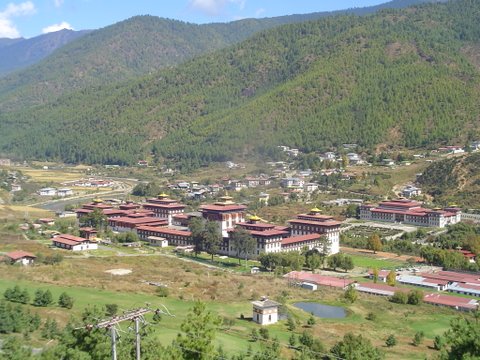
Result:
[293, 302, 346, 319]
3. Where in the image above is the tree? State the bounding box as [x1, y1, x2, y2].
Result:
[330, 333, 384, 360]
[340, 255, 354, 272]
[344, 285, 358, 303]
[439, 310, 480, 359]
[203, 220, 222, 262]
[385, 334, 397, 348]
[287, 316, 296, 331]
[41, 318, 59, 340]
[105, 303, 118, 317]
[288, 333, 297, 348]
[305, 252, 321, 272]
[367, 234, 382, 254]
[259, 327, 270, 341]
[413, 331, 424, 346]
[386, 270, 396, 286]
[174, 301, 221, 360]
[434, 335, 444, 351]
[0, 336, 32, 360]
[390, 291, 408, 304]
[372, 268, 379, 283]
[307, 313, 316, 327]
[407, 290, 423, 305]
[58, 292, 74, 309]
[81, 208, 107, 230]
[189, 217, 206, 257]
[230, 227, 257, 265]
[250, 328, 259, 342]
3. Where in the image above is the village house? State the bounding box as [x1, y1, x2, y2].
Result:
[57, 188, 73, 197]
[402, 185, 421, 198]
[359, 199, 461, 227]
[280, 177, 304, 188]
[52, 234, 98, 251]
[252, 297, 280, 325]
[10, 184, 21, 192]
[137, 226, 192, 246]
[38, 187, 57, 196]
[4, 251, 36, 265]
[108, 213, 167, 233]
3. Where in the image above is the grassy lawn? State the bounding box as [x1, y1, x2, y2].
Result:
[348, 253, 406, 270]
[176, 252, 261, 272]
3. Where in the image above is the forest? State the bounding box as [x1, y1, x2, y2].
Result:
[0, 0, 479, 168]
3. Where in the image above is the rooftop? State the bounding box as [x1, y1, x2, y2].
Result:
[5, 250, 36, 260]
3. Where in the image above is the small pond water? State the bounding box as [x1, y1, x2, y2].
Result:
[293, 302, 346, 319]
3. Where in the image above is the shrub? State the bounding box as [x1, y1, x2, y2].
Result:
[105, 304, 118, 317]
[366, 312, 377, 321]
[413, 331, 424, 346]
[58, 292, 74, 309]
[407, 290, 423, 305]
[385, 334, 397, 347]
[390, 291, 408, 304]
[156, 286, 169, 297]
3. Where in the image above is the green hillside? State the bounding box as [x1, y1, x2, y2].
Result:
[418, 152, 480, 207]
[0, 0, 479, 167]
[0, 0, 443, 112]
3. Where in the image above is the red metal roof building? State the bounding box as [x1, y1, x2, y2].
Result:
[5, 250, 36, 265]
[423, 293, 479, 311]
[360, 199, 461, 227]
[52, 234, 98, 251]
[136, 226, 192, 246]
[285, 271, 353, 289]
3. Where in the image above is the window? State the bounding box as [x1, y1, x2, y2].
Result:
[268, 315, 271, 322]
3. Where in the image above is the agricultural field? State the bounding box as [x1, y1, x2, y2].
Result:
[343, 225, 403, 239]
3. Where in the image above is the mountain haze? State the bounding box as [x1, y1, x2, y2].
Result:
[0, 0, 478, 167]
[0, 29, 91, 76]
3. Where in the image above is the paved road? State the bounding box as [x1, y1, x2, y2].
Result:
[30, 179, 136, 212]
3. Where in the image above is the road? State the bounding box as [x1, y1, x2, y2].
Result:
[29, 179, 136, 212]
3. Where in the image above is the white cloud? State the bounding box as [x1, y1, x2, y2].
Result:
[42, 21, 73, 34]
[0, 1, 36, 38]
[255, 8, 265, 17]
[54, 0, 64, 7]
[189, 0, 246, 16]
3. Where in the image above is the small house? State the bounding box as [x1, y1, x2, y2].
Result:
[5, 251, 36, 265]
[252, 297, 280, 325]
[147, 236, 168, 247]
[57, 188, 73, 197]
[38, 187, 57, 196]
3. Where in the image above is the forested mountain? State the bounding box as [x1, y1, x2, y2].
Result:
[0, 0, 478, 168]
[418, 153, 480, 207]
[0, 29, 91, 76]
[0, 0, 444, 111]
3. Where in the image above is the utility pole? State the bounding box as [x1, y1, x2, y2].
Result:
[79, 305, 175, 360]
[135, 317, 141, 360]
[110, 326, 117, 360]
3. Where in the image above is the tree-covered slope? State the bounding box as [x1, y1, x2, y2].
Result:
[0, 29, 91, 77]
[0, 0, 444, 111]
[0, 0, 478, 167]
[418, 152, 480, 207]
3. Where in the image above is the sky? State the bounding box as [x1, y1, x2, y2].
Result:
[0, 0, 389, 39]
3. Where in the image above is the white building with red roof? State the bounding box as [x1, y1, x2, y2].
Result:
[360, 199, 461, 227]
[143, 194, 186, 225]
[200, 196, 246, 237]
[136, 226, 192, 246]
[108, 213, 168, 232]
[52, 234, 97, 251]
[4, 250, 36, 265]
[288, 208, 341, 255]
[423, 293, 478, 312]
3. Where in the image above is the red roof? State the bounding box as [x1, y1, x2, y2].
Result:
[144, 202, 186, 209]
[356, 282, 408, 293]
[282, 233, 321, 245]
[423, 293, 478, 309]
[6, 250, 36, 260]
[288, 219, 341, 227]
[285, 271, 352, 288]
[379, 200, 421, 208]
[200, 204, 247, 212]
[109, 216, 166, 226]
[137, 226, 192, 237]
[249, 229, 289, 237]
[53, 238, 80, 246]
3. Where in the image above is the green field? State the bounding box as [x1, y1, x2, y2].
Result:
[348, 253, 406, 270]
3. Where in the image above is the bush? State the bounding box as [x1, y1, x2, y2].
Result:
[413, 331, 424, 346]
[259, 327, 269, 340]
[344, 285, 358, 303]
[58, 292, 74, 309]
[33, 289, 53, 307]
[250, 328, 258, 342]
[390, 291, 408, 304]
[433, 335, 444, 350]
[105, 304, 118, 317]
[156, 286, 169, 297]
[385, 334, 397, 347]
[366, 312, 377, 321]
[407, 290, 423, 305]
